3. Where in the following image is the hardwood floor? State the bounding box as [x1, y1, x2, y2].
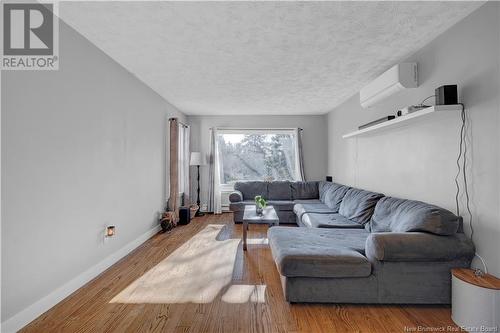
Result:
[22, 213, 458, 333]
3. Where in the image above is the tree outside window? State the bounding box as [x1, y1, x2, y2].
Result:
[216, 131, 299, 185]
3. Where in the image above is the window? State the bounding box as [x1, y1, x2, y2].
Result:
[216, 129, 301, 185]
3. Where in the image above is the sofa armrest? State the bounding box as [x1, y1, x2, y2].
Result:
[365, 232, 475, 262]
[229, 190, 243, 203]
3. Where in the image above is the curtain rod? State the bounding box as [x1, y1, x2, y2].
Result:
[210, 127, 303, 131]
[169, 117, 189, 128]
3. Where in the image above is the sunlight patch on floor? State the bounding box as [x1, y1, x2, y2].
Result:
[110, 224, 240, 304]
[246, 238, 268, 245]
[221, 284, 267, 304]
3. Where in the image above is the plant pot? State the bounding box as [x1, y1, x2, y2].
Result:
[189, 206, 198, 219]
[161, 219, 174, 232]
[256, 206, 263, 216]
[160, 211, 176, 232]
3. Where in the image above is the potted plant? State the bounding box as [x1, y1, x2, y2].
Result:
[254, 195, 267, 216]
[159, 211, 176, 233]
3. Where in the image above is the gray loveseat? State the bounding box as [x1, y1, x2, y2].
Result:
[230, 181, 475, 304]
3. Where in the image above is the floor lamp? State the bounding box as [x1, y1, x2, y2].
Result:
[190, 152, 206, 216]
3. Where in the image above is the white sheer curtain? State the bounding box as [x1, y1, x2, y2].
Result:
[168, 118, 179, 219]
[178, 124, 190, 206]
[207, 128, 222, 214]
[295, 128, 306, 181]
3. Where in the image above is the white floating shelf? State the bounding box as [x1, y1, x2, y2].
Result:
[342, 105, 462, 139]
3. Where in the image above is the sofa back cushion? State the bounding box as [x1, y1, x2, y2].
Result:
[318, 181, 334, 202]
[339, 188, 384, 224]
[234, 182, 268, 201]
[370, 197, 459, 235]
[323, 183, 351, 212]
[267, 181, 292, 200]
[291, 181, 319, 200]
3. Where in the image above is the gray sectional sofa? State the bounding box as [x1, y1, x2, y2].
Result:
[229, 180, 475, 304]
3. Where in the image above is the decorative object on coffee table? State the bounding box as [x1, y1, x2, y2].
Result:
[242, 205, 278, 251]
[254, 195, 267, 216]
[190, 152, 206, 216]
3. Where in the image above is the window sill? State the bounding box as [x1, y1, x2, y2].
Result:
[219, 184, 235, 192]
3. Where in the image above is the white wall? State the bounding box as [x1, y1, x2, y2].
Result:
[1, 21, 186, 329]
[327, 3, 500, 276]
[188, 115, 328, 207]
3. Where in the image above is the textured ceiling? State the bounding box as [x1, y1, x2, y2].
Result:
[60, 1, 483, 115]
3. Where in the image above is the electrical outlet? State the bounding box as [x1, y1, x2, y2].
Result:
[104, 225, 116, 244]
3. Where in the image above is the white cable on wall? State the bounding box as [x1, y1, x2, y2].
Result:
[474, 253, 488, 275]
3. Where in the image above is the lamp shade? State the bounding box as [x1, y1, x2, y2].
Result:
[190, 152, 206, 166]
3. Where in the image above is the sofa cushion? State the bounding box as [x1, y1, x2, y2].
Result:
[267, 181, 292, 200]
[369, 197, 460, 235]
[323, 183, 351, 212]
[291, 181, 319, 200]
[267, 201, 294, 211]
[301, 213, 365, 229]
[293, 199, 322, 204]
[339, 188, 384, 225]
[293, 202, 333, 218]
[270, 227, 369, 254]
[365, 232, 474, 262]
[229, 201, 294, 213]
[234, 182, 268, 201]
[229, 200, 254, 212]
[268, 227, 371, 278]
[318, 181, 334, 202]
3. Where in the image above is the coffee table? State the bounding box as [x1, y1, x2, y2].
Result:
[242, 205, 279, 251]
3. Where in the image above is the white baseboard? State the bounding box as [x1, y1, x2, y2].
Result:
[1, 225, 161, 333]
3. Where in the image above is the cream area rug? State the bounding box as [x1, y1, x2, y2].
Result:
[110, 224, 240, 304]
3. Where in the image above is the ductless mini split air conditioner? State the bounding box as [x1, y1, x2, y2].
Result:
[360, 63, 418, 108]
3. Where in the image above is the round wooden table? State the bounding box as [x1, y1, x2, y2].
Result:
[451, 268, 500, 331]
